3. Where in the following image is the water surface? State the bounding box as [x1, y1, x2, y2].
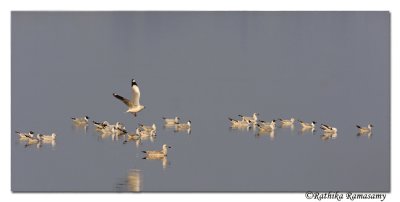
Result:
[11, 11, 390, 192]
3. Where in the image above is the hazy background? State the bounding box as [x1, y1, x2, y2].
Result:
[11, 12, 389, 192]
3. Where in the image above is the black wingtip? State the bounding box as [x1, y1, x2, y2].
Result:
[356, 125, 361, 129]
[15, 131, 19, 134]
[142, 157, 146, 160]
[238, 115, 243, 117]
[141, 151, 146, 153]
[71, 117, 76, 120]
[278, 118, 283, 121]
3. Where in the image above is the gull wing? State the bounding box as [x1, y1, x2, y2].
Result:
[131, 79, 141, 106]
[113, 93, 131, 106]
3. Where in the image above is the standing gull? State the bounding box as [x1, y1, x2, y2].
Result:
[113, 78, 145, 117]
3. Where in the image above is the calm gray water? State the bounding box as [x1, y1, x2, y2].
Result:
[11, 12, 390, 192]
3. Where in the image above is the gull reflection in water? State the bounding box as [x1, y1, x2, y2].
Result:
[112, 133, 126, 142]
[123, 134, 142, 148]
[41, 139, 56, 149]
[163, 123, 176, 130]
[357, 132, 372, 139]
[23, 136, 41, 148]
[280, 124, 295, 131]
[298, 127, 316, 135]
[321, 132, 338, 141]
[115, 169, 142, 192]
[143, 156, 170, 170]
[127, 169, 142, 192]
[229, 125, 251, 132]
[72, 122, 88, 134]
[24, 141, 42, 149]
[174, 127, 191, 134]
[256, 130, 275, 141]
[139, 135, 156, 143]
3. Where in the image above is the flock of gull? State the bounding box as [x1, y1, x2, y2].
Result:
[228, 113, 374, 140]
[15, 77, 374, 159]
[14, 75, 375, 191]
[15, 78, 191, 162]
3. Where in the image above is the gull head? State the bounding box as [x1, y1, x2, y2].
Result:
[131, 79, 137, 86]
[163, 144, 172, 150]
[85, 116, 90, 120]
[368, 124, 374, 129]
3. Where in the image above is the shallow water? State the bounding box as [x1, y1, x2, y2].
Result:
[11, 11, 390, 192]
